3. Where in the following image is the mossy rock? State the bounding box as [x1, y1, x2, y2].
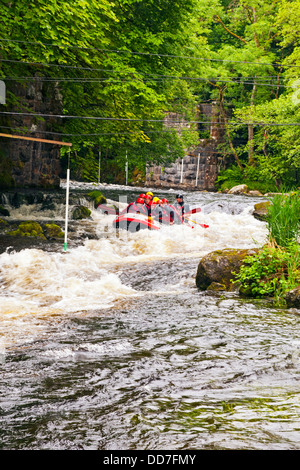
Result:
[285, 287, 300, 309]
[0, 218, 9, 234]
[252, 201, 271, 221]
[87, 190, 107, 208]
[43, 223, 64, 240]
[72, 205, 92, 220]
[8, 221, 46, 239]
[196, 248, 259, 291]
[207, 281, 227, 291]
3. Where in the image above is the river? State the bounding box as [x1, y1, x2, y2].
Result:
[0, 182, 299, 450]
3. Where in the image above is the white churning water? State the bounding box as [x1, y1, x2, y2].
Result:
[0, 188, 268, 350]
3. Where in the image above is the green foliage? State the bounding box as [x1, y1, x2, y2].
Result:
[266, 191, 300, 247]
[235, 191, 300, 306]
[234, 243, 300, 306]
[215, 164, 278, 193]
[0, 0, 205, 182]
[234, 94, 300, 189]
[215, 165, 244, 191]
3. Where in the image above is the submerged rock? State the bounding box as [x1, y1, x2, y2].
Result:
[0, 205, 10, 217]
[196, 248, 259, 291]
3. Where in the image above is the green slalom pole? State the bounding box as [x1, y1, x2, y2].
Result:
[64, 165, 70, 252]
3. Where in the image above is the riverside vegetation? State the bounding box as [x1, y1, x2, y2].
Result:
[234, 191, 300, 307]
[195, 190, 300, 309]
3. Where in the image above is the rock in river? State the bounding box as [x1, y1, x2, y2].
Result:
[252, 201, 271, 222]
[196, 248, 259, 291]
[228, 184, 249, 195]
[72, 205, 91, 220]
[285, 287, 300, 309]
[43, 223, 64, 240]
[8, 221, 46, 239]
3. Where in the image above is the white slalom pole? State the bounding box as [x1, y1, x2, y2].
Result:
[125, 150, 128, 186]
[195, 153, 200, 187]
[64, 164, 70, 252]
[98, 149, 101, 184]
[180, 157, 184, 184]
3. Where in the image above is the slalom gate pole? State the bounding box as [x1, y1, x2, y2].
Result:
[195, 153, 200, 187]
[180, 157, 184, 184]
[125, 150, 128, 186]
[64, 150, 71, 252]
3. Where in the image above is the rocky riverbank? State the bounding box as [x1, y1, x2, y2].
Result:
[0, 188, 109, 253]
[195, 247, 300, 311]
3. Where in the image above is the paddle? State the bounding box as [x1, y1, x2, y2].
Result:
[184, 215, 209, 229]
[185, 207, 202, 216]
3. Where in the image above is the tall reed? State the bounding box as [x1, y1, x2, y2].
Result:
[267, 191, 300, 247]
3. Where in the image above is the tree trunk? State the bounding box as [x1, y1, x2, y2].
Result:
[218, 87, 243, 170]
[248, 79, 257, 165]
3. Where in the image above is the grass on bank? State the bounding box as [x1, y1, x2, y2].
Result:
[234, 191, 300, 307]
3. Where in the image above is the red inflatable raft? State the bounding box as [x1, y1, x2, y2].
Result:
[112, 207, 209, 232]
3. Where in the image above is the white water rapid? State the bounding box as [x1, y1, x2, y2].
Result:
[0, 184, 268, 353]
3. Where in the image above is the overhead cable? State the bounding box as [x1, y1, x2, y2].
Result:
[0, 110, 299, 126]
[1, 38, 299, 68]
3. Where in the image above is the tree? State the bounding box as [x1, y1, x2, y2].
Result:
[0, 0, 204, 182]
[232, 0, 300, 188]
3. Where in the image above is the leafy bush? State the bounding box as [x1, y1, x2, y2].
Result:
[215, 165, 244, 191]
[234, 243, 300, 306]
[234, 191, 300, 306]
[215, 164, 278, 193]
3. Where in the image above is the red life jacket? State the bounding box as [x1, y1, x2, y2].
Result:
[127, 202, 148, 216]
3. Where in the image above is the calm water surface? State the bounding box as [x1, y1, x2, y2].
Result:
[0, 184, 299, 450]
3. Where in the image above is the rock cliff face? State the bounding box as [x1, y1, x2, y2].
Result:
[0, 77, 64, 189]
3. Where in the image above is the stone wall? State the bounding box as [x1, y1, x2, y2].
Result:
[0, 77, 63, 189]
[146, 140, 222, 191]
[146, 102, 225, 191]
